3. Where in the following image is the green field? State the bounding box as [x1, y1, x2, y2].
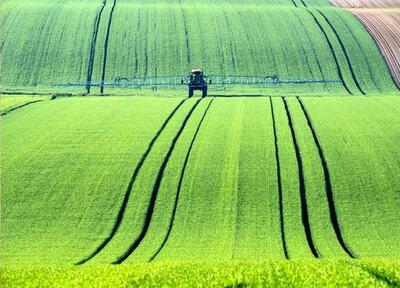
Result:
[1, 0, 398, 95]
[1, 0, 400, 286]
[1, 96, 399, 286]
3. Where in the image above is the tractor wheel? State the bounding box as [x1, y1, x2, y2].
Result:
[202, 87, 207, 98]
[189, 88, 194, 97]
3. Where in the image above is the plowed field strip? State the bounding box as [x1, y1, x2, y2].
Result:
[113, 97, 204, 264]
[282, 97, 319, 258]
[297, 97, 355, 258]
[75, 97, 188, 265]
[86, 0, 107, 94]
[149, 98, 215, 262]
[330, 0, 400, 8]
[315, 9, 366, 95]
[270, 97, 289, 260]
[100, 0, 117, 94]
[349, 10, 400, 88]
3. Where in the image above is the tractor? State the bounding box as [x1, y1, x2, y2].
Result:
[187, 68, 208, 97]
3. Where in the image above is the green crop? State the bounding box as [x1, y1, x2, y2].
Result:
[1, 0, 398, 95]
[1, 0, 400, 286]
[1, 96, 399, 268]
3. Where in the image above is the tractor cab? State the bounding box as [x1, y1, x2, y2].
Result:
[188, 68, 208, 97]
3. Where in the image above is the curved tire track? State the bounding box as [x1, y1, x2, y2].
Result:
[149, 98, 215, 262]
[113, 97, 204, 264]
[282, 97, 319, 258]
[303, 9, 353, 95]
[86, 0, 107, 94]
[315, 9, 366, 95]
[297, 97, 355, 258]
[75, 97, 189, 265]
[100, 0, 117, 94]
[270, 97, 289, 260]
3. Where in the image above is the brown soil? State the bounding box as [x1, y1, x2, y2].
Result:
[348, 10, 400, 87]
[330, 0, 400, 8]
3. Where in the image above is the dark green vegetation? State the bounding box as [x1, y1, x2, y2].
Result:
[0, 0, 398, 95]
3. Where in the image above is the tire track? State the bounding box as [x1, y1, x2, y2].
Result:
[282, 97, 319, 258]
[315, 9, 366, 95]
[86, 0, 107, 94]
[100, 0, 117, 94]
[297, 97, 355, 258]
[113, 97, 204, 264]
[302, 9, 353, 94]
[0, 100, 45, 116]
[75, 97, 189, 265]
[269, 97, 289, 260]
[179, 0, 191, 65]
[335, 12, 379, 91]
[149, 98, 215, 262]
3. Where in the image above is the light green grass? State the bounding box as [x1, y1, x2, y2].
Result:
[2, 260, 399, 288]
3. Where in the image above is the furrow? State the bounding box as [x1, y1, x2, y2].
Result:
[315, 9, 366, 95]
[149, 98, 215, 262]
[113, 97, 204, 264]
[86, 0, 107, 94]
[303, 9, 353, 94]
[269, 97, 289, 260]
[75, 97, 188, 265]
[100, 0, 117, 94]
[282, 97, 319, 258]
[297, 97, 355, 258]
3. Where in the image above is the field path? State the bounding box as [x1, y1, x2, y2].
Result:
[100, 0, 117, 93]
[86, 0, 107, 93]
[76, 97, 190, 265]
[282, 97, 319, 258]
[270, 97, 289, 259]
[113, 97, 205, 264]
[297, 97, 354, 258]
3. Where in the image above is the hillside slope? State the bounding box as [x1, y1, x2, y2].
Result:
[0, 0, 397, 95]
[1, 96, 399, 267]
